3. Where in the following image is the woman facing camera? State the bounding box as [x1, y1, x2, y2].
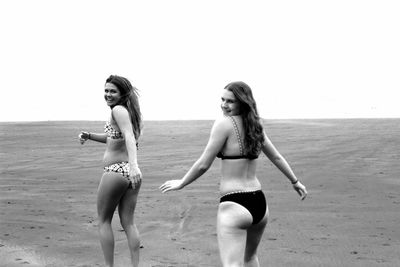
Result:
[79, 75, 142, 267]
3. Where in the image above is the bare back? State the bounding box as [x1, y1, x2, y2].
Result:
[218, 116, 262, 194]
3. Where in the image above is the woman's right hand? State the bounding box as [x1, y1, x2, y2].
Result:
[159, 179, 184, 193]
[79, 131, 90, 145]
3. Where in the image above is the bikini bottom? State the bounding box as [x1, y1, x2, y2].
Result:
[103, 162, 132, 188]
[220, 190, 267, 225]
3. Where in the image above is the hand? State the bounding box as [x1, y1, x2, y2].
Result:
[293, 181, 307, 200]
[79, 131, 90, 145]
[129, 165, 142, 189]
[159, 180, 184, 193]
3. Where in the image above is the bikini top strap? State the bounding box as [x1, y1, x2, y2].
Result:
[228, 116, 244, 156]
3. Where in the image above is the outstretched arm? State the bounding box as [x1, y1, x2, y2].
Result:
[79, 131, 107, 144]
[261, 131, 307, 200]
[160, 118, 229, 193]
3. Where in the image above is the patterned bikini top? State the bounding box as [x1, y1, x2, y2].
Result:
[216, 116, 259, 160]
[104, 121, 139, 149]
[104, 121, 123, 139]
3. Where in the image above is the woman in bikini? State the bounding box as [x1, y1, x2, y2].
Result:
[160, 81, 307, 267]
[79, 75, 142, 267]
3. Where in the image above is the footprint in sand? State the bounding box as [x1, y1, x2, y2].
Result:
[167, 206, 194, 241]
[15, 258, 30, 264]
[0, 242, 48, 266]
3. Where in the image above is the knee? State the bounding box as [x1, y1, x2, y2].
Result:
[97, 206, 114, 225]
[119, 216, 133, 230]
[98, 217, 112, 226]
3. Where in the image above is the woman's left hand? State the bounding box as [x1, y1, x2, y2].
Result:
[129, 165, 142, 189]
[293, 181, 307, 200]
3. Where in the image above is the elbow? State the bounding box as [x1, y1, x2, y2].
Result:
[273, 155, 282, 162]
[269, 155, 283, 163]
[197, 161, 211, 173]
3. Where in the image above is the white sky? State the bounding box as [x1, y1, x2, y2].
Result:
[1, 0, 399, 121]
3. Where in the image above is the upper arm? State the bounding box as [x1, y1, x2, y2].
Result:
[112, 106, 134, 138]
[261, 131, 281, 160]
[198, 118, 230, 166]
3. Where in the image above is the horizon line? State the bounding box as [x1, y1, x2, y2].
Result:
[1, 117, 399, 124]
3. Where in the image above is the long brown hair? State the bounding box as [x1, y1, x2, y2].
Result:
[224, 81, 264, 156]
[106, 75, 142, 139]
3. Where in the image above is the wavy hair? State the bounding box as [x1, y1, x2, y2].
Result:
[224, 81, 265, 156]
[106, 75, 142, 139]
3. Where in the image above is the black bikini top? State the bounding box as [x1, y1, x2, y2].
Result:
[216, 116, 259, 160]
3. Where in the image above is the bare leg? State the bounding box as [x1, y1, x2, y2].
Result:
[244, 206, 268, 267]
[118, 183, 141, 267]
[217, 202, 253, 267]
[97, 172, 129, 267]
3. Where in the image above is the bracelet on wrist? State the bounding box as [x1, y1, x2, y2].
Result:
[88, 133, 91, 140]
[291, 179, 299, 185]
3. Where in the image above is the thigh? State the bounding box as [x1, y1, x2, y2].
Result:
[245, 206, 269, 259]
[217, 202, 253, 265]
[118, 183, 141, 223]
[97, 172, 130, 221]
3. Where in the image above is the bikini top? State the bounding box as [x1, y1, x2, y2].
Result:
[104, 121, 140, 149]
[216, 116, 259, 160]
[104, 121, 123, 139]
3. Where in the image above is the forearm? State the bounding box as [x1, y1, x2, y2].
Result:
[88, 133, 107, 143]
[125, 135, 139, 167]
[269, 155, 298, 184]
[181, 160, 209, 188]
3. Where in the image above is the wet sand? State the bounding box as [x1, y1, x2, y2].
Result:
[1, 119, 399, 266]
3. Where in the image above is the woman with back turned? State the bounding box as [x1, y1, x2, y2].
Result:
[79, 75, 143, 267]
[160, 81, 307, 267]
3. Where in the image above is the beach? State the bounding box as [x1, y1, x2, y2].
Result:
[1, 119, 399, 266]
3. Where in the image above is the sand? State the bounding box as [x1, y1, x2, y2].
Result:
[1, 119, 399, 267]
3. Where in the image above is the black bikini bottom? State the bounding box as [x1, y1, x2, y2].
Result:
[220, 190, 267, 225]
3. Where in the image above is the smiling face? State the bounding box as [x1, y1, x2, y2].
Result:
[104, 83, 122, 107]
[221, 89, 241, 116]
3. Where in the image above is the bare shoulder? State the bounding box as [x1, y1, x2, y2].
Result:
[214, 116, 232, 127]
[111, 105, 129, 118]
[211, 116, 232, 135]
